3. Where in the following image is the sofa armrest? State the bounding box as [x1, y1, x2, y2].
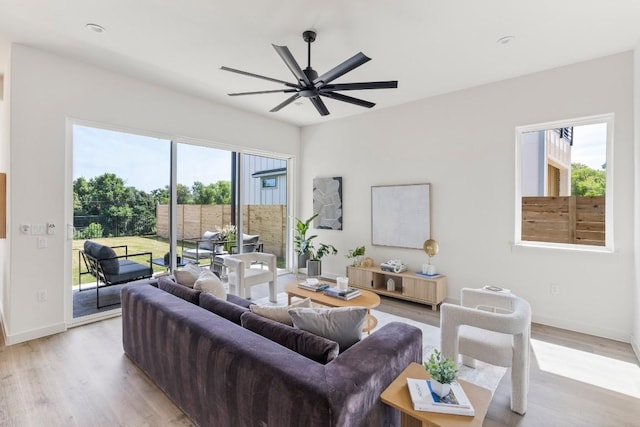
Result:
[324, 322, 423, 425]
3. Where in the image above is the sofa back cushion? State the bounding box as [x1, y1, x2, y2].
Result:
[240, 311, 339, 364]
[157, 276, 201, 304]
[199, 292, 249, 325]
[83, 240, 119, 275]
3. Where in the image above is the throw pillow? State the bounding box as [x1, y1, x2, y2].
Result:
[288, 306, 368, 351]
[173, 263, 202, 287]
[249, 298, 312, 326]
[193, 269, 226, 299]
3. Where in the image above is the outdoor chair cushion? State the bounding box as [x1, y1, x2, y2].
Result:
[198, 231, 220, 251]
[83, 240, 119, 275]
[111, 259, 152, 283]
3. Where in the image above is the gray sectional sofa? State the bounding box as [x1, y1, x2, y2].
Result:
[121, 281, 422, 427]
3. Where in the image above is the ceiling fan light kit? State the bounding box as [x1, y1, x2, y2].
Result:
[221, 30, 398, 116]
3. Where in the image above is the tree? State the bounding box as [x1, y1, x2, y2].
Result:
[73, 173, 157, 237]
[571, 163, 605, 196]
[176, 184, 193, 204]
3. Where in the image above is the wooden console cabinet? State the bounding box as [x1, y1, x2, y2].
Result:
[346, 266, 447, 311]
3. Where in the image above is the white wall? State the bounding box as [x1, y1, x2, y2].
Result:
[2, 44, 299, 344]
[301, 52, 635, 342]
[633, 45, 640, 359]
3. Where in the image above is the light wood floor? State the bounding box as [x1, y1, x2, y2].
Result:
[1, 276, 638, 426]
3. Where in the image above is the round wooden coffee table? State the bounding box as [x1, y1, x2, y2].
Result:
[284, 280, 380, 333]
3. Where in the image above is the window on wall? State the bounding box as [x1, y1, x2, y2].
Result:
[515, 114, 612, 249]
[261, 177, 277, 188]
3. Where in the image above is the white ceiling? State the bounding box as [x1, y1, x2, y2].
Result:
[0, 0, 639, 127]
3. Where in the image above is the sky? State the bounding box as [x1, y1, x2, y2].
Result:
[571, 123, 606, 170]
[73, 125, 232, 192]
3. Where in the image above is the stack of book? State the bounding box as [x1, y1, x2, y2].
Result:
[323, 286, 361, 300]
[406, 378, 475, 416]
[298, 281, 330, 292]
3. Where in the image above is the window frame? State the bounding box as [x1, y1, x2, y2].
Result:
[514, 113, 614, 252]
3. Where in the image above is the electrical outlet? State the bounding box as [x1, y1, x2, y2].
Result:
[20, 224, 31, 234]
[550, 284, 560, 295]
[37, 290, 47, 302]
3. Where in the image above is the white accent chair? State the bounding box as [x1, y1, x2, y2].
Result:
[440, 288, 532, 415]
[223, 252, 277, 302]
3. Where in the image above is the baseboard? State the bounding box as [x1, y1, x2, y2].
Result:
[3, 322, 67, 346]
[532, 313, 630, 343]
[632, 336, 640, 363]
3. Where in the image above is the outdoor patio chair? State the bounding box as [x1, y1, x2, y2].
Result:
[181, 231, 224, 264]
[79, 240, 153, 308]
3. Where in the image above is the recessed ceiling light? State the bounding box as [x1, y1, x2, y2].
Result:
[86, 23, 106, 33]
[497, 35, 515, 45]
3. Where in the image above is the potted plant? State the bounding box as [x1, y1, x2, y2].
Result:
[423, 348, 458, 397]
[294, 213, 319, 270]
[306, 242, 338, 278]
[345, 245, 366, 267]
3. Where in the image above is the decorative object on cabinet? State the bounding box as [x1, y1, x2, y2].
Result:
[371, 183, 430, 249]
[347, 265, 446, 311]
[360, 257, 375, 268]
[422, 239, 439, 276]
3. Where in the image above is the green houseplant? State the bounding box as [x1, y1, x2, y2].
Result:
[423, 348, 458, 397]
[294, 213, 319, 269]
[345, 245, 366, 266]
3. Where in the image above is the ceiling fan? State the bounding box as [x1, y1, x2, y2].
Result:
[221, 30, 398, 116]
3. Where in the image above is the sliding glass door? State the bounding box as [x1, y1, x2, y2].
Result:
[72, 124, 291, 321]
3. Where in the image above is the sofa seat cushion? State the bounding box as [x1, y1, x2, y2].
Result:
[288, 306, 368, 351]
[240, 311, 339, 364]
[158, 276, 201, 304]
[199, 292, 249, 325]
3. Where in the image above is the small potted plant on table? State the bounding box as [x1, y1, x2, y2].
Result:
[345, 245, 366, 267]
[306, 243, 338, 278]
[424, 348, 458, 398]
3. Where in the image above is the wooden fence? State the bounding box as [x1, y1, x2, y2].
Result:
[156, 204, 286, 257]
[521, 196, 605, 246]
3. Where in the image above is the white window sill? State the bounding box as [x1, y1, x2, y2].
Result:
[512, 240, 614, 254]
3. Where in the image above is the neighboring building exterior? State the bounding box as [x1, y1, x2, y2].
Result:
[243, 154, 287, 205]
[521, 127, 573, 197]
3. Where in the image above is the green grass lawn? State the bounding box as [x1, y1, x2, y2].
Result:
[73, 235, 285, 285]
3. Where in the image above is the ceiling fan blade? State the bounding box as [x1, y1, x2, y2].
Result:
[229, 89, 298, 96]
[220, 66, 298, 88]
[320, 81, 398, 92]
[320, 91, 375, 109]
[272, 44, 312, 87]
[309, 96, 330, 116]
[313, 52, 371, 86]
[270, 94, 301, 112]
